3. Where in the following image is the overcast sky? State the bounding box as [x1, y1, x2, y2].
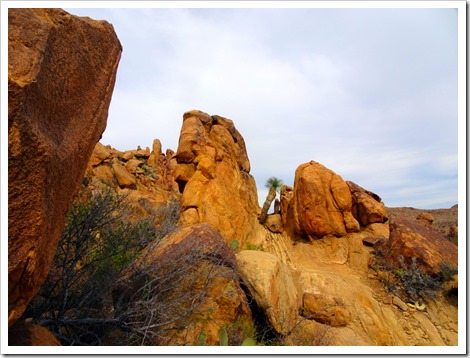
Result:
[66, 5, 459, 209]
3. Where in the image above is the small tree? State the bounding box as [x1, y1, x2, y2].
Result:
[259, 177, 283, 224]
[22, 187, 180, 345]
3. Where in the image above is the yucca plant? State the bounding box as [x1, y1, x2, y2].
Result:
[259, 177, 283, 224]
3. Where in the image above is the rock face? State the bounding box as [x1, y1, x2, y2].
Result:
[114, 223, 253, 345]
[288, 161, 360, 239]
[58, 109, 458, 347]
[9, 320, 61, 346]
[280, 185, 294, 227]
[236, 250, 299, 335]
[301, 292, 351, 327]
[8, 8, 122, 326]
[347, 181, 388, 226]
[174, 110, 260, 245]
[85, 141, 179, 219]
[376, 217, 458, 275]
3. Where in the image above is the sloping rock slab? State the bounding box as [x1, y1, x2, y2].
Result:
[375, 217, 457, 274]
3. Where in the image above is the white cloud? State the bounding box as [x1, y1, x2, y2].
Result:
[66, 7, 459, 209]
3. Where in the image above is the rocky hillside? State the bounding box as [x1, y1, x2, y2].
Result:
[387, 206, 458, 244]
[54, 110, 459, 346]
[8, 9, 459, 349]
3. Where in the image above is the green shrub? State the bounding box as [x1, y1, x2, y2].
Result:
[396, 256, 440, 301]
[219, 327, 229, 346]
[197, 331, 207, 346]
[230, 240, 239, 249]
[438, 261, 458, 282]
[372, 249, 457, 302]
[23, 187, 178, 345]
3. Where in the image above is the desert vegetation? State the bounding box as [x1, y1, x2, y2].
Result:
[22, 186, 189, 345]
[371, 249, 458, 304]
[259, 177, 283, 224]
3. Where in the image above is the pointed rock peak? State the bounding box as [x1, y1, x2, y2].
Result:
[174, 110, 259, 245]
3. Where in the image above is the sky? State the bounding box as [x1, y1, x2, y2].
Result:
[65, 4, 460, 209]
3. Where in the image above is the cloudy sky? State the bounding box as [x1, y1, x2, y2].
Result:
[66, 4, 459, 209]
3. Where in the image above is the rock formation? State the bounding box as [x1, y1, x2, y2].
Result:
[8, 9, 122, 326]
[376, 217, 458, 275]
[94, 115, 457, 347]
[85, 141, 179, 218]
[114, 223, 253, 345]
[287, 161, 360, 239]
[6, 4, 459, 351]
[11, 57, 459, 348]
[347, 181, 388, 226]
[174, 110, 260, 246]
[236, 250, 299, 335]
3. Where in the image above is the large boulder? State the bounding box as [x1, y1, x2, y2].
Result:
[289, 161, 360, 239]
[174, 110, 260, 246]
[236, 250, 299, 335]
[113, 223, 253, 345]
[8, 8, 121, 326]
[375, 217, 458, 275]
[347, 181, 388, 226]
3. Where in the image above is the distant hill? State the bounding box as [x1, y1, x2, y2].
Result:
[387, 205, 458, 240]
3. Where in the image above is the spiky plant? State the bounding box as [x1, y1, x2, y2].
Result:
[259, 177, 283, 224]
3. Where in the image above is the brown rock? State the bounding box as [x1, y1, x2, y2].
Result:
[358, 222, 390, 246]
[125, 158, 144, 174]
[8, 8, 121, 326]
[265, 214, 283, 233]
[392, 296, 409, 311]
[112, 162, 137, 189]
[344, 211, 361, 233]
[280, 185, 293, 227]
[90, 164, 115, 186]
[9, 320, 61, 346]
[416, 212, 434, 223]
[89, 142, 112, 166]
[174, 110, 260, 246]
[122, 150, 135, 161]
[375, 217, 458, 275]
[152, 138, 163, 156]
[148, 139, 163, 166]
[236, 250, 299, 335]
[347, 181, 388, 226]
[132, 146, 151, 158]
[115, 223, 253, 345]
[416, 212, 435, 228]
[290, 161, 359, 239]
[302, 293, 351, 327]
